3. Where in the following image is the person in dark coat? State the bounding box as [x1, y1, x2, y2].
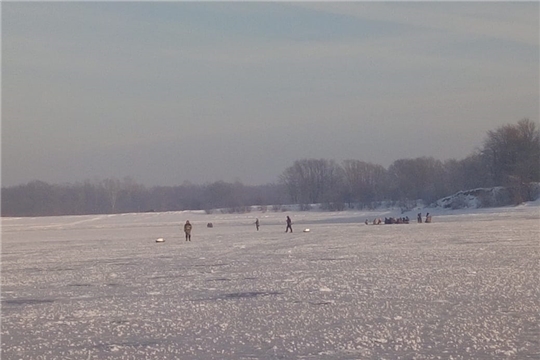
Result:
[255, 218, 260, 231]
[417, 213, 422, 223]
[184, 220, 192, 241]
[285, 216, 293, 233]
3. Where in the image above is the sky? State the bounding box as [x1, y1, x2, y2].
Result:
[2, 2, 539, 187]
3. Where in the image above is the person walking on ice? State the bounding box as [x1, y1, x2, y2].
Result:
[285, 216, 293, 233]
[184, 220, 192, 241]
[255, 218, 260, 231]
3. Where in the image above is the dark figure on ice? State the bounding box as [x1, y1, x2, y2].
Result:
[286, 216, 293, 233]
[184, 220, 192, 241]
[417, 213, 422, 223]
[255, 218, 260, 231]
[425, 213, 432, 223]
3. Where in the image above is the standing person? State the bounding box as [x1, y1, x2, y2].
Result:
[417, 213, 422, 223]
[285, 216, 293, 233]
[184, 220, 192, 241]
[255, 218, 260, 231]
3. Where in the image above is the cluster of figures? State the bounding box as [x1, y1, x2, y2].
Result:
[255, 216, 293, 233]
[185, 213, 431, 241]
[255, 216, 292, 232]
[386, 216, 410, 224]
[418, 212, 432, 223]
[365, 217, 409, 225]
[365, 213, 432, 225]
[182, 216, 294, 241]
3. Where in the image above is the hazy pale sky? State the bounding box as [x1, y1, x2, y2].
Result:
[2, 2, 539, 187]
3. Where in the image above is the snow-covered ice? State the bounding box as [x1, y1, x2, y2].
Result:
[1, 205, 539, 359]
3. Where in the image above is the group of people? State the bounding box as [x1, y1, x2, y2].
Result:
[184, 212, 432, 240]
[385, 216, 410, 224]
[364, 213, 433, 225]
[256, 216, 293, 232]
[417, 212, 432, 223]
[365, 217, 410, 225]
[182, 216, 294, 241]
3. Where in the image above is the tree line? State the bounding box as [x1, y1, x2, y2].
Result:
[2, 119, 539, 217]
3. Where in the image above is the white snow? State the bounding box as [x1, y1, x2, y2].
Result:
[1, 202, 539, 359]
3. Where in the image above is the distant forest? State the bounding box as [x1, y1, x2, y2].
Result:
[2, 119, 539, 217]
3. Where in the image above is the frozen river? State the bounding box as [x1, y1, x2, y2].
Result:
[1, 206, 539, 359]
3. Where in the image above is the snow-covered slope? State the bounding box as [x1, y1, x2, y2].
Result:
[435, 183, 540, 210]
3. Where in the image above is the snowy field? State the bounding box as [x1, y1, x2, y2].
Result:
[1, 204, 539, 360]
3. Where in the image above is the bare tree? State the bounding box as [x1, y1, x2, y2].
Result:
[342, 160, 387, 205]
[482, 119, 538, 184]
[388, 157, 446, 204]
[443, 153, 491, 193]
[280, 159, 344, 205]
[481, 119, 540, 201]
[102, 178, 122, 213]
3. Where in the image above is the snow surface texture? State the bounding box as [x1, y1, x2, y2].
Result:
[2, 205, 539, 360]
